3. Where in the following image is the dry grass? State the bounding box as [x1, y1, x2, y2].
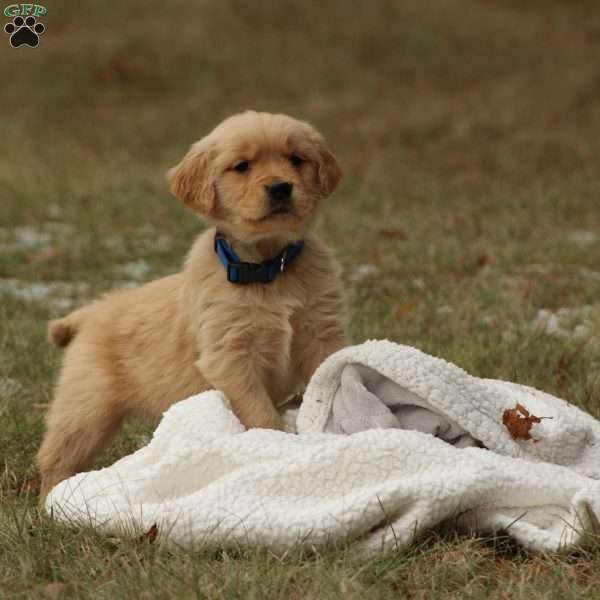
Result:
[2, 0, 600, 597]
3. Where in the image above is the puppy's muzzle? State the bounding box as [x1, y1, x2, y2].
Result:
[266, 182, 293, 210]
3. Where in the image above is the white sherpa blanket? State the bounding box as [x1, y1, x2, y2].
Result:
[47, 340, 600, 554]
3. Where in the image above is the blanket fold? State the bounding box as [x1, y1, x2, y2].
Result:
[47, 340, 600, 553]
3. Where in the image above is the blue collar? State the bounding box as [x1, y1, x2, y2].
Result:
[214, 231, 304, 284]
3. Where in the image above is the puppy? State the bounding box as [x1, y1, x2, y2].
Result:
[37, 111, 348, 497]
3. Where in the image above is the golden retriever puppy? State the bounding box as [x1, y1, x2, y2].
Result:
[37, 111, 348, 497]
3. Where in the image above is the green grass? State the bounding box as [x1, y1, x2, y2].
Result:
[3, 0, 600, 597]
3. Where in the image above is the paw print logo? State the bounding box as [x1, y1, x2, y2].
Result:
[4, 15, 45, 48]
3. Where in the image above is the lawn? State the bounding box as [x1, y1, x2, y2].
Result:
[2, 0, 600, 597]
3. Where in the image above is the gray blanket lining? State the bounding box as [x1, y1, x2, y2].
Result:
[327, 363, 483, 448]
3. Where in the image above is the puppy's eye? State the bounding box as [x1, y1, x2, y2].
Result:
[233, 161, 250, 173]
[289, 154, 304, 167]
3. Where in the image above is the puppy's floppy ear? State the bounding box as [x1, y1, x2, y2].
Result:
[316, 144, 342, 197]
[305, 131, 342, 198]
[168, 141, 217, 217]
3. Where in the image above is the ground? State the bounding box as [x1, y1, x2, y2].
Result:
[2, 0, 600, 597]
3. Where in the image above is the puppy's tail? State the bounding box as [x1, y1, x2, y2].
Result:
[47, 306, 89, 348]
[48, 318, 77, 348]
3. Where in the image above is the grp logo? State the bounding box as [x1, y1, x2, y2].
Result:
[3, 4, 47, 47]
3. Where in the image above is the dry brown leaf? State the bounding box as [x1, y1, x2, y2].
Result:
[475, 253, 491, 268]
[139, 523, 158, 544]
[379, 228, 408, 240]
[502, 403, 551, 442]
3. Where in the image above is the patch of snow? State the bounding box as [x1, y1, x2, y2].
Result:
[0, 223, 73, 252]
[411, 277, 426, 290]
[0, 377, 23, 398]
[501, 305, 598, 344]
[47, 297, 78, 315]
[531, 307, 591, 340]
[479, 314, 496, 326]
[102, 236, 127, 254]
[47, 203, 63, 218]
[567, 230, 599, 247]
[0, 279, 89, 316]
[154, 235, 173, 251]
[114, 260, 151, 280]
[14, 227, 52, 248]
[578, 267, 600, 282]
[136, 225, 173, 251]
[349, 264, 379, 283]
[101, 228, 173, 255]
[502, 329, 517, 343]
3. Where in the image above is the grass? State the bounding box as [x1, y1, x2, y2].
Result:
[2, 0, 600, 597]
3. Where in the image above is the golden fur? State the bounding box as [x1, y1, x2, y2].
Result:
[37, 111, 348, 497]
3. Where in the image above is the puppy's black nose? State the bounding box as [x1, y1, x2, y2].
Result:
[266, 182, 293, 203]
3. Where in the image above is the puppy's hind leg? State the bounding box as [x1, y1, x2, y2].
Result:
[37, 354, 129, 499]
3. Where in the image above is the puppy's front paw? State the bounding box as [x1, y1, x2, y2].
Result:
[243, 410, 284, 431]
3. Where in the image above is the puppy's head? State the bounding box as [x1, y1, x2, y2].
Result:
[168, 111, 341, 242]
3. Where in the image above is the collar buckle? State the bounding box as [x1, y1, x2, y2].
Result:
[215, 231, 303, 285]
[227, 262, 271, 284]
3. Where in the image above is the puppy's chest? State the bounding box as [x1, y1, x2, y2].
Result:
[253, 287, 306, 338]
[199, 282, 307, 339]
[246, 284, 311, 349]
